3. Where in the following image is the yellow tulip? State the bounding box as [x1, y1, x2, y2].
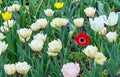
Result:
[0, 0, 2, 4]
[54, 2, 64, 9]
[2, 11, 12, 21]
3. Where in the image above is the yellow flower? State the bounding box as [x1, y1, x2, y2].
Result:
[0, 0, 2, 4]
[54, 2, 64, 9]
[2, 11, 12, 21]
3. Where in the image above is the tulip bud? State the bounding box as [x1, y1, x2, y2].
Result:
[99, 27, 107, 35]
[94, 52, 107, 65]
[0, 32, 5, 41]
[47, 39, 62, 56]
[3, 20, 15, 28]
[29, 39, 44, 52]
[84, 7, 96, 17]
[73, 18, 84, 27]
[4, 64, 16, 75]
[82, 45, 98, 58]
[0, 26, 9, 32]
[106, 31, 118, 43]
[0, 41, 8, 55]
[15, 62, 31, 75]
[12, 4, 20, 12]
[44, 9, 54, 17]
[17, 28, 32, 42]
[34, 32, 47, 42]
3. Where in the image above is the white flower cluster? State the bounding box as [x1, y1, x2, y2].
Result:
[4, 62, 30, 75]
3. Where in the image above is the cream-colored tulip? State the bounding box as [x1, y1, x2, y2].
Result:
[15, 62, 31, 75]
[0, 26, 9, 32]
[104, 12, 118, 26]
[48, 39, 62, 53]
[89, 15, 104, 32]
[44, 9, 54, 17]
[99, 27, 107, 35]
[30, 23, 40, 31]
[0, 41, 8, 55]
[3, 20, 15, 28]
[12, 4, 20, 12]
[84, 7, 96, 17]
[94, 52, 107, 65]
[17, 28, 32, 42]
[4, 64, 16, 75]
[82, 45, 98, 58]
[73, 18, 84, 27]
[29, 39, 44, 52]
[34, 32, 47, 42]
[0, 32, 5, 41]
[106, 31, 118, 43]
[50, 18, 69, 29]
[36, 18, 48, 29]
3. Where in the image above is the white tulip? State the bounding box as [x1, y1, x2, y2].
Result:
[15, 62, 31, 75]
[84, 7, 96, 17]
[104, 12, 118, 26]
[0, 41, 8, 55]
[82, 45, 98, 58]
[29, 39, 44, 52]
[48, 39, 62, 53]
[12, 4, 20, 12]
[89, 15, 104, 32]
[106, 31, 118, 43]
[44, 9, 54, 17]
[47, 39, 62, 56]
[50, 18, 69, 29]
[17, 28, 32, 42]
[3, 20, 15, 28]
[0, 32, 5, 41]
[99, 27, 107, 35]
[94, 52, 107, 65]
[34, 32, 47, 42]
[4, 64, 16, 75]
[73, 18, 84, 27]
[30, 23, 40, 31]
[0, 26, 9, 32]
[36, 18, 48, 29]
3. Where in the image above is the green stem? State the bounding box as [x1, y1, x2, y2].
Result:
[35, 0, 43, 20]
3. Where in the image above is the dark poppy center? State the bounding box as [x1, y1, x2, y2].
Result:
[79, 37, 86, 43]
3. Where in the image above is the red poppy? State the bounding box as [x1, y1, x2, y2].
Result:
[74, 32, 90, 46]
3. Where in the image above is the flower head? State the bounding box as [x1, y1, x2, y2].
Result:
[17, 28, 32, 42]
[89, 15, 105, 32]
[106, 31, 118, 43]
[15, 62, 31, 75]
[61, 62, 80, 77]
[84, 6, 96, 17]
[44, 9, 54, 17]
[0, 32, 6, 41]
[94, 52, 107, 65]
[47, 39, 62, 56]
[103, 12, 118, 26]
[82, 45, 98, 58]
[54, 2, 64, 9]
[29, 39, 44, 52]
[74, 32, 90, 46]
[2, 11, 12, 21]
[73, 18, 84, 27]
[4, 64, 16, 75]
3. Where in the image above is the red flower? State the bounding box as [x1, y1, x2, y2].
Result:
[74, 32, 90, 46]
